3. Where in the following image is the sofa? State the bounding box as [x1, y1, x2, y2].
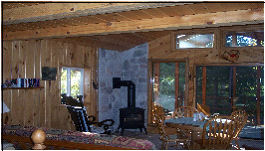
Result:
[2, 124, 156, 150]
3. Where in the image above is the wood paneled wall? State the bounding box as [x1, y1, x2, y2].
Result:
[148, 24, 264, 111]
[2, 39, 98, 130]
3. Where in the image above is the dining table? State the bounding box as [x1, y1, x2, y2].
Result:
[165, 116, 234, 149]
[164, 117, 208, 149]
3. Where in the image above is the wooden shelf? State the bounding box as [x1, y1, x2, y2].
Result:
[2, 87, 44, 90]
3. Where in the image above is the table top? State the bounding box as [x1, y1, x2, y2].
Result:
[165, 117, 233, 133]
[165, 117, 206, 132]
[165, 118, 206, 127]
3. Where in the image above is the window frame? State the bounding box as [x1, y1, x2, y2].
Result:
[220, 24, 264, 51]
[61, 66, 84, 98]
[172, 28, 218, 51]
[194, 63, 264, 125]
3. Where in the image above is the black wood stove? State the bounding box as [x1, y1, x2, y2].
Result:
[113, 77, 147, 135]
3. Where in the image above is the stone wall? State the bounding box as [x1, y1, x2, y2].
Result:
[98, 43, 148, 130]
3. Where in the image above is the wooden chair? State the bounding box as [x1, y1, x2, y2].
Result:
[197, 103, 211, 117]
[173, 106, 199, 118]
[191, 116, 239, 150]
[230, 110, 248, 149]
[153, 105, 190, 149]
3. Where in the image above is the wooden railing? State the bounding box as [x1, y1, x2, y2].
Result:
[3, 129, 133, 150]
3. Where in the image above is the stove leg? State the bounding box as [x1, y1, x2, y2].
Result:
[144, 127, 147, 134]
[121, 128, 124, 135]
[117, 125, 121, 132]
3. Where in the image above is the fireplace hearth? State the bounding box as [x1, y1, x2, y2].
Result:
[113, 77, 147, 135]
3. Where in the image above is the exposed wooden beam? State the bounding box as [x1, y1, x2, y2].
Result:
[78, 37, 131, 51]
[4, 8, 264, 41]
[3, 3, 182, 25]
[58, 37, 130, 51]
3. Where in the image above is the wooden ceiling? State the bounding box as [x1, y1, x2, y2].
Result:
[2, 2, 43, 9]
[2, 2, 264, 51]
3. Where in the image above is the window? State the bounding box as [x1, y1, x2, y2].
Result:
[176, 34, 214, 49]
[61, 67, 84, 99]
[152, 61, 186, 120]
[196, 66, 264, 125]
[225, 31, 264, 47]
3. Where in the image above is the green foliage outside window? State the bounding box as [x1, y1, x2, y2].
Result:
[225, 31, 264, 47]
[70, 70, 82, 97]
[152, 62, 186, 113]
[196, 66, 264, 125]
[61, 68, 67, 95]
[61, 67, 83, 99]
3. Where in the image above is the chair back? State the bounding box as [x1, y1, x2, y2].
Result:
[67, 106, 90, 132]
[153, 105, 169, 141]
[201, 116, 238, 149]
[197, 103, 211, 117]
[61, 94, 83, 107]
[230, 110, 248, 138]
[152, 105, 166, 123]
[173, 106, 199, 118]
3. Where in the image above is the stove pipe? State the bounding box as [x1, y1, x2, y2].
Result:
[113, 77, 135, 108]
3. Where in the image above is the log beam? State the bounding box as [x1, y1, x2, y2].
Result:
[3, 8, 264, 41]
[3, 3, 181, 25]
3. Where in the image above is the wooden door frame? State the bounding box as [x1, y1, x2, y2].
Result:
[147, 58, 188, 125]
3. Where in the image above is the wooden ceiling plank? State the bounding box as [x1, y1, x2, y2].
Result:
[78, 16, 107, 24]
[203, 3, 262, 13]
[4, 8, 264, 41]
[7, 3, 263, 32]
[136, 10, 156, 19]
[2, 3, 43, 9]
[3, 3, 183, 25]
[203, 3, 230, 12]
[219, 3, 262, 12]
[159, 5, 193, 17]
[93, 13, 131, 22]
[117, 10, 152, 20]
[139, 7, 170, 18]
[3, 3, 134, 24]
[187, 3, 209, 14]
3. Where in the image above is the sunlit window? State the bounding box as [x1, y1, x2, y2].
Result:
[225, 31, 264, 47]
[176, 34, 214, 49]
[61, 67, 84, 99]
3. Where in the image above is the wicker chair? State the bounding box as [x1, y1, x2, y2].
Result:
[197, 103, 211, 117]
[230, 110, 248, 149]
[192, 116, 239, 150]
[153, 105, 190, 149]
